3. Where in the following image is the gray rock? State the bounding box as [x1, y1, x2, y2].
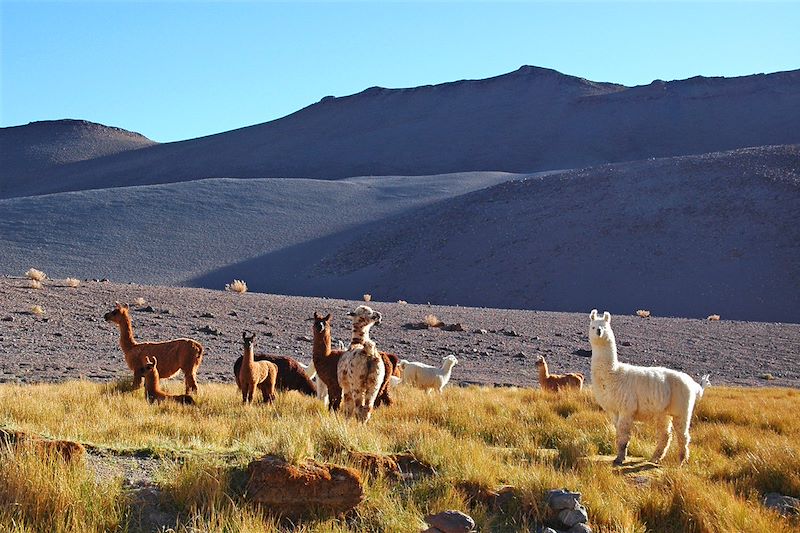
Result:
[424, 510, 475, 533]
[763, 492, 800, 516]
[559, 504, 589, 527]
[546, 488, 583, 511]
[540, 528, 559, 533]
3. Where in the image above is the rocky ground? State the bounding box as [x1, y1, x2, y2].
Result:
[1, 277, 798, 389]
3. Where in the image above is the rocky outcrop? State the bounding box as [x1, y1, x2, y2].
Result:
[245, 455, 363, 517]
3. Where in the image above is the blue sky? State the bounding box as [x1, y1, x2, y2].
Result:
[2, 1, 798, 142]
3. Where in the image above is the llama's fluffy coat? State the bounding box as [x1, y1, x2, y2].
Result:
[338, 306, 386, 422]
[398, 355, 458, 392]
[589, 309, 709, 465]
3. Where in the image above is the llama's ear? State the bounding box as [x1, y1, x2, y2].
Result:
[313, 311, 321, 320]
[603, 311, 611, 323]
[324, 313, 331, 322]
[151, 356, 158, 365]
[589, 309, 598, 320]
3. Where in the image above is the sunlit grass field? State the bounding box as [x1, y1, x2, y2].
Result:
[1, 381, 798, 532]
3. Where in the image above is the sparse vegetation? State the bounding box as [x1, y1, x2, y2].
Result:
[25, 268, 47, 282]
[133, 297, 146, 306]
[363, 293, 372, 302]
[636, 309, 651, 318]
[1, 382, 797, 532]
[707, 314, 721, 321]
[28, 279, 43, 290]
[65, 277, 80, 288]
[30, 305, 45, 316]
[424, 314, 444, 328]
[225, 279, 248, 294]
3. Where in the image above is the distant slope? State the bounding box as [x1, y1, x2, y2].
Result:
[191, 145, 800, 323]
[6, 66, 800, 198]
[0, 119, 156, 196]
[0, 171, 521, 286]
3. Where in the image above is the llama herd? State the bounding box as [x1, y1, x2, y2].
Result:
[104, 302, 711, 465]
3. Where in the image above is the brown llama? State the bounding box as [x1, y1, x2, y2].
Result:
[338, 305, 386, 422]
[233, 354, 316, 396]
[104, 302, 203, 394]
[237, 331, 278, 404]
[140, 356, 196, 405]
[311, 311, 400, 411]
[535, 355, 584, 392]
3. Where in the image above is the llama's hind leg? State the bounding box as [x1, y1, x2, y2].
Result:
[674, 414, 692, 465]
[651, 414, 673, 463]
[613, 414, 634, 466]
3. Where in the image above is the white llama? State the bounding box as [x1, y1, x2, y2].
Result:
[337, 305, 386, 422]
[589, 309, 710, 465]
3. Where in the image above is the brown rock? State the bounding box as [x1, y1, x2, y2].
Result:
[246, 455, 364, 517]
[390, 452, 437, 479]
[349, 451, 402, 479]
[0, 429, 85, 462]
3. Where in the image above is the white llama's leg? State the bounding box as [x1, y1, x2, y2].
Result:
[614, 414, 634, 466]
[651, 414, 673, 463]
[675, 412, 692, 464]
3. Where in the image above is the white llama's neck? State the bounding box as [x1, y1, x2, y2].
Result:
[351, 322, 373, 347]
[590, 331, 619, 372]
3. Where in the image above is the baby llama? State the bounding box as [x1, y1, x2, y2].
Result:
[337, 305, 386, 422]
[535, 355, 584, 392]
[104, 302, 203, 394]
[589, 309, 710, 465]
[237, 331, 279, 404]
[398, 354, 458, 393]
[140, 356, 195, 405]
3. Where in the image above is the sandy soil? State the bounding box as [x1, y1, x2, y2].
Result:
[1, 277, 798, 389]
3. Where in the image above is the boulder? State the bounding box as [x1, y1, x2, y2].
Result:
[0, 429, 85, 462]
[546, 488, 582, 511]
[349, 451, 402, 480]
[558, 503, 589, 527]
[245, 455, 363, 517]
[424, 510, 476, 533]
[567, 524, 593, 533]
[763, 492, 800, 516]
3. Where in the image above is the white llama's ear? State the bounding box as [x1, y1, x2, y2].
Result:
[589, 309, 598, 320]
[603, 311, 611, 323]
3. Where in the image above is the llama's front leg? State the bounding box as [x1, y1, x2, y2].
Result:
[613, 414, 633, 466]
[674, 415, 691, 465]
[651, 415, 673, 463]
[328, 384, 343, 412]
[185, 370, 199, 395]
[341, 390, 354, 418]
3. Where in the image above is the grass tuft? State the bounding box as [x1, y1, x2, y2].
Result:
[65, 277, 80, 288]
[25, 268, 47, 281]
[225, 279, 248, 294]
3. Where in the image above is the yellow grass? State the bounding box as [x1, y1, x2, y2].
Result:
[133, 297, 146, 306]
[636, 309, 651, 318]
[0, 382, 798, 532]
[65, 277, 80, 288]
[28, 279, 43, 290]
[424, 313, 444, 328]
[363, 293, 372, 302]
[25, 268, 47, 281]
[225, 279, 248, 293]
[707, 314, 721, 321]
[30, 305, 45, 316]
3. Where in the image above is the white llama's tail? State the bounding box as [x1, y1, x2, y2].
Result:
[337, 340, 345, 351]
[697, 374, 711, 398]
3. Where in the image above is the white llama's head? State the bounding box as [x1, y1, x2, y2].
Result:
[347, 305, 382, 327]
[588, 309, 614, 344]
[443, 354, 459, 369]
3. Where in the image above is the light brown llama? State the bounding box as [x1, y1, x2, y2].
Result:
[337, 306, 386, 422]
[104, 302, 203, 394]
[237, 331, 278, 404]
[140, 356, 195, 405]
[535, 355, 584, 392]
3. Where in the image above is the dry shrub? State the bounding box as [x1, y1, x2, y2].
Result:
[397, 300, 408, 304]
[29, 279, 43, 290]
[363, 293, 372, 302]
[707, 314, 721, 321]
[425, 314, 444, 328]
[65, 278, 80, 288]
[25, 268, 46, 281]
[636, 309, 651, 318]
[225, 279, 248, 293]
[133, 297, 146, 306]
[30, 305, 45, 316]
